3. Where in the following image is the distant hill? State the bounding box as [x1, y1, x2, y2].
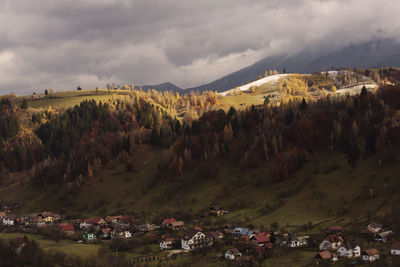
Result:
[184, 38, 400, 93]
[135, 82, 181, 92]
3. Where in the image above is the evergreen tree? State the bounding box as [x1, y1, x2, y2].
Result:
[348, 142, 360, 167]
[150, 127, 160, 145]
[300, 98, 308, 110]
[360, 86, 368, 98]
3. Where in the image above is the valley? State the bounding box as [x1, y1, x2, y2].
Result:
[0, 68, 400, 266]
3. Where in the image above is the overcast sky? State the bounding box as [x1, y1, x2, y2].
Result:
[0, 0, 399, 95]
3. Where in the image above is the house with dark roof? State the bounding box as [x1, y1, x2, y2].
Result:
[2, 214, 16, 226]
[319, 234, 343, 251]
[209, 206, 225, 216]
[225, 248, 241, 260]
[209, 231, 224, 240]
[29, 215, 46, 228]
[337, 236, 361, 258]
[391, 241, 400, 256]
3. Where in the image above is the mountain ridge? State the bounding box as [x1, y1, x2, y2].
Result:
[184, 38, 400, 93]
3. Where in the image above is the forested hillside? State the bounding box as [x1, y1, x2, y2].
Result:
[0, 68, 399, 219]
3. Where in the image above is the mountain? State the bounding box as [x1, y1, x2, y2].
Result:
[184, 38, 400, 93]
[135, 82, 181, 92]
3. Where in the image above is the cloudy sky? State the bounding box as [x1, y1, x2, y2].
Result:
[0, 0, 399, 95]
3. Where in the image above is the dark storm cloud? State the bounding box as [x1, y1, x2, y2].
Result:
[0, 0, 399, 94]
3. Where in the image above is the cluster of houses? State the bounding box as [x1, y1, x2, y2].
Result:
[2, 205, 400, 265]
[0, 211, 138, 243]
[314, 224, 398, 265]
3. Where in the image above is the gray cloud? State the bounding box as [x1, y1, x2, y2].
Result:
[0, 0, 399, 94]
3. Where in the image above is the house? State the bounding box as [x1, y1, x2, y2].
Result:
[0, 212, 6, 221]
[337, 237, 361, 258]
[16, 217, 27, 227]
[209, 206, 225, 216]
[106, 215, 123, 224]
[375, 230, 393, 242]
[83, 232, 97, 243]
[181, 230, 213, 250]
[319, 234, 343, 251]
[232, 227, 254, 240]
[2, 214, 16, 226]
[314, 250, 338, 265]
[223, 224, 236, 234]
[225, 248, 241, 260]
[169, 221, 185, 230]
[367, 223, 383, 233]
[29, 216, 46, 228]
[327, 226, 342, 235]
[137, 223, 160, 231]
[80, 217, 105, 229]
[101, 228, 112, 239]
[160, 237, 175, 250]
[110, 230, 119, 239]
[254, 246, 268, 258]
[110, 229, 131, 239]
[123, 231, 132, 238]
[362, 248, 380, 262]
[251, 232, 272, 247]
[120, 216, 136, 226]
[287, 236, 308, 248]
[209, 231, 224, 240]
[162, 218, 176, 226]
[391, 241, 400, 256]
[38, 212, 61, 223]
[59, 224, 75, 236]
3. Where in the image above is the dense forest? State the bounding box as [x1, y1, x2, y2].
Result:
[0, 68, 399, 189]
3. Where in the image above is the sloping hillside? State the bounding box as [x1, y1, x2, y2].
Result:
[1, 144, 399, 233]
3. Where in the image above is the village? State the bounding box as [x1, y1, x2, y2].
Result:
[1, 202, 400, 266]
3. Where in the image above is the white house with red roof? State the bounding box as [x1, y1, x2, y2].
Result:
[251, 232, 272, 247]
[59, 224, 75, 236]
